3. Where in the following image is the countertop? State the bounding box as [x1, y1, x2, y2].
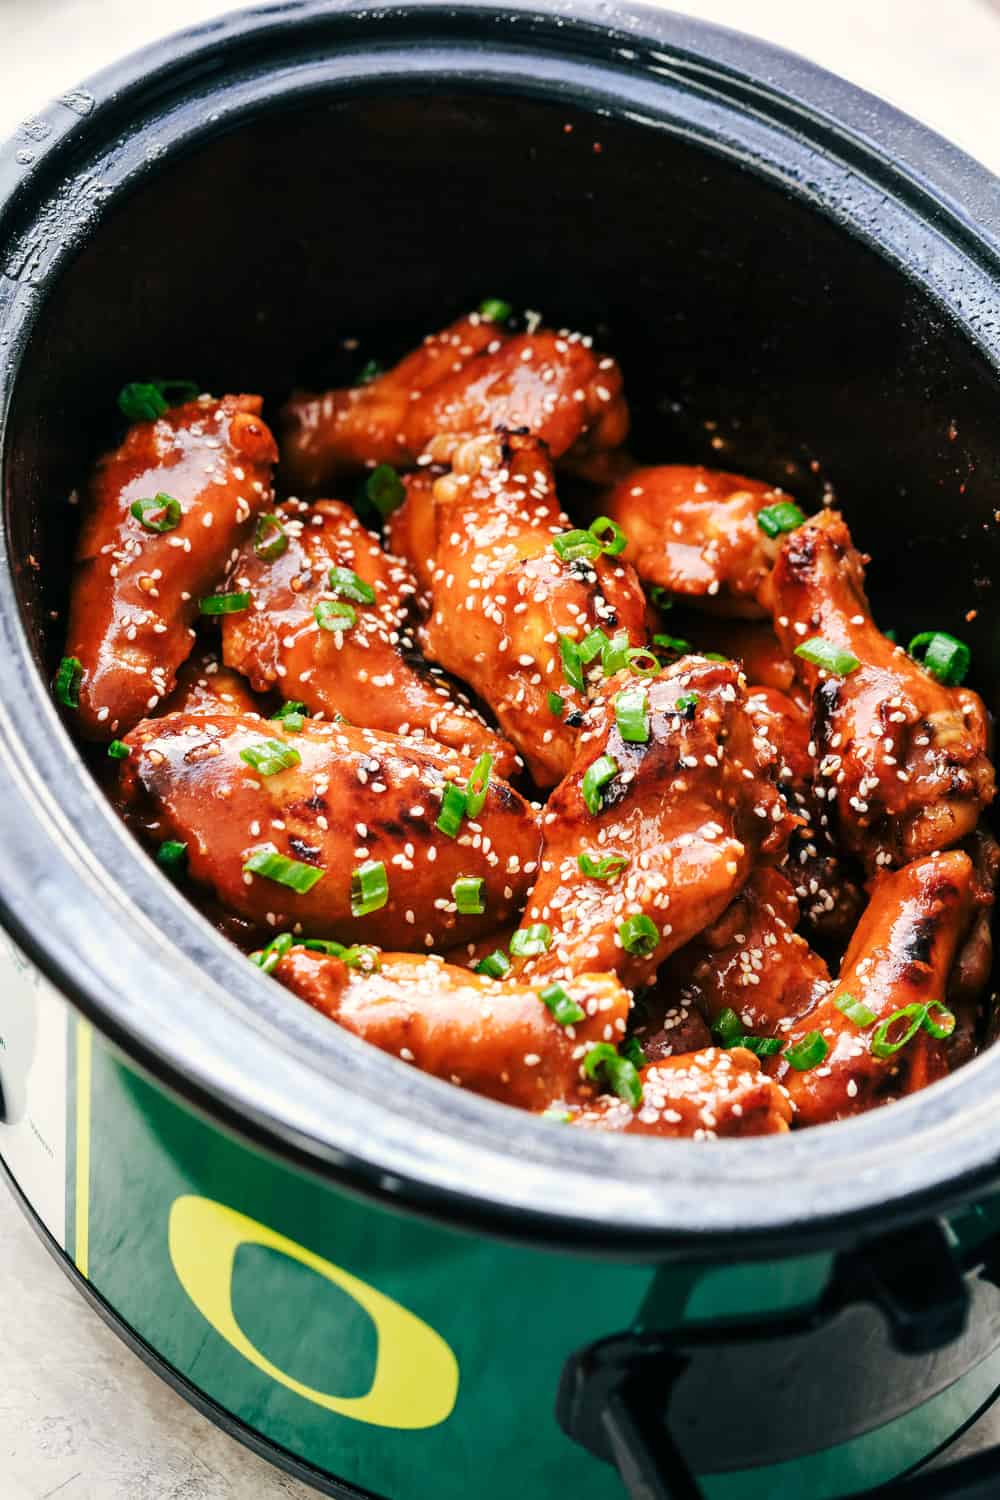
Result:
[2, 2, 999, 1497]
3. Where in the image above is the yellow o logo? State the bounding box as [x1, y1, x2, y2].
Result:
[168, 1195, 459, 1429]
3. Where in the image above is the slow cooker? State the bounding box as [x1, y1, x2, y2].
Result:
[3, 3, 1000, 1496]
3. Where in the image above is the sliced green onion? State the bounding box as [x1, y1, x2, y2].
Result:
[156, 839, 188, 875]
[784, 1031, 829, 1070]
[738, 1035, 785, 1057]
[794, 637, 860, 676]
[465, 752, 493, 817]
[601, 630, 631, 675]
[200, 591, 250, 615]
[131, 493, 182, 533]
[553, 528, 601, 563]
[620, 1036, 647, 1069]
[251, 512, 288, 562]
[54, 656, 83, 708]
[619, 913, 659, 957]
[243, 844, 325, 894]
[588, 516, 628, 556]
[871, 1003, 928, 1058]
[239, 739, 302, 776]
[328, 565, 376, 604]
[253, 931, 294, 975]
[578, 851, 628, 880]
[558, 635, 585, 691]
[107, 739, 130, 760]
[539, 982, 586, 1026]
[582, 753, 619, 814]
[510, 923, 552, 958]
[155, 378, 200, 405]
[625, 648, 660, 678]
[365, 464, 406, 519]
[542, 1107, 573, 1123]
[351, 859, 389, 917]
[923, 1001, 957, 1039]
[583, 1043, 643, 1109]
[675, 692, 699, 715]
[315, 599, 356, 632]
[907, 631, 971, 686]
[118, 381, 168, 422]
[356, 358, 383, 386]
[835, 992, 877, 1028]
[436, 782, 468, 838]
[547, 691, 565, 717]
[615, 686, 649, 743]
[301, 937, 380, 971]
[702, 651, 730, 662]
[452, 876, 485, 915]
[271, 700, 309, 732]
[649, 585, 674, 612]
[757, 500, 806, 538]
[475, 950, 511, 980]
[479, 297, 512, 321]
[578, 627, 609, 664]
[653, 634, 691, 656]
[712, 1009, 744, 1048]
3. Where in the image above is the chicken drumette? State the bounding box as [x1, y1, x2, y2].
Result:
[571, 1047, 792, 1137]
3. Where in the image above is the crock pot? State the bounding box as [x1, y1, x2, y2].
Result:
[3, 3, 1000, 1496]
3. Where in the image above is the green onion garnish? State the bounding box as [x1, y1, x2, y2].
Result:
[738, 1035, 785, 1057]
[252, 931, 294, 975]
[243, 844, 325, 894]
[553, 529, 602, 564]
[756, 500, 806, 538]
[356, 358, 383, 386]
[301, 937, 380, 971]
[475, 950, 511, 980]
[315, 599, 356, 632]
[620, 1036, 647, 1069]
[107, 739, 130, 760]
[365, 464, 406, 519]
[509, 924, 553, 958]
[835, 993, 877, 1028]
[452, 876, 485, 915]
[351, 859, 389, 917]
[131, 493, 182, 533]
[156, 839, 188, 875]
[649, 585, 674, 612]
[577, 851, 628, 880]
[542, 1108, 573, 1122]
[539, 983, 586, 1026]
[601, 630, 631, 675]
[578, 627, 609, 664]
[625, 648, 660, 678]
[870, 1000, 956, 1056]
[583, 1043, 643, 1109]
[200, 591, 250, 615]
[547, 692, 565, 717]
[252, 513, 287, 562]
[465, 752, 493, 817]
[118, 381, 169, 423]
[588, 515, 628, 556]
[653, 634, 691, 656]
[675, 692, 699, 714]
[794, 637, 860, 676]
[54, 656, 83, 708]
[479, 297, 512, 322]
[702, 651, 730, 662]
[271, 700, 309, 732]
[619, 913, 659, 957]
[784, 1031, 829, 1070]
[712, 1008, 743, 1048]
[923, 1001, 957, 1039]
[328, 566, 376, 604]
[239, 739, 302, 776]
[582, 753, 619, 814]
[558, 635, 585, 691]
[907, 631, 971, 686]
[615, 686, 649, 743]
[436, 782, 468, 838]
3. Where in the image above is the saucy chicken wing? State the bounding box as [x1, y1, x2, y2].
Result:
[117, 711, 539, 950]
[398, 430, 648, 787]
[281, 310, 629, 491]
[274, 946, 630, 1110]
[221, 497, 518, 774]
[768, 510, 994, 870]
[512, 657, 799, 989]
[65, 394, 278, 739]
[162, 649, 268, 718]
[572, 1047, 792, 1137]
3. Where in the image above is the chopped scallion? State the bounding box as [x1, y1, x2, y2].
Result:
[243, 844, 325, 893]
[835, 992, 877, 1028]
[582, 753, 619, 814]
[465, 752, 493, 817]
[131, 493, 182, 533]
[351, 859, 389, 917]
[784, 1031, 829, 1070]
[583, 1043, 643, 1109]
[475, 950, 511, 980]
[436, 782, 468, 838]
[479, 297, 512, 322]
[509, 923, 552, 958]
[558, 635, 585, 691]
[239, 739, 302, 776]
[625, 648, 660, 678]
[675, 692, 699, 715]
[365, 464, 406, 519]
[200, 591, 250, 615]
[588, 515, 628, 556]
[907, 631, 970, 686]
[756, 500, 806, 538]
[553, 529, 601, 564]
[539, 982, 586, 1026]
[452, 876, 485, 915]
[794, 637, 860, 676]
[547, 691, 565, 717]
[253, 512, 289, 561]
[577, 851, 628, 880]
[156, 839, 188, 875]
[315, 599, 356, 632]
[107, 739, 130, 760]
[615, 686, 649, 743]
[54, 656, 83, 708]
[619, 913, 659, 957]
[328, 565, 376, 604]
[712, 1009, 744, 1048]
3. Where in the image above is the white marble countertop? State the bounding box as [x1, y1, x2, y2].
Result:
[2, 2, 999, 1496]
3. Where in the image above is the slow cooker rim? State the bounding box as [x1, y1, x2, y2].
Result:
[3, 0, 1000, 1257]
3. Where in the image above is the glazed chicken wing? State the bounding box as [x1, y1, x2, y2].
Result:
[572, 1047, 792, 1137]
[274, 946, 630, 1111]
[396, 431, 647, 787]
[161, 649, 268, 718]
[596, 465, 792, 616]
[65, 394, 278, 739]
[281, 310, 629, 491]
[768, 510, 994, 870]
[117, 712, 539, 950]
[696, 620, 807, 704]
[512, 657, 799, 989]
[221, 497, 518, 775]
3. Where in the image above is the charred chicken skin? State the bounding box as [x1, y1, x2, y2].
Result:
[65, 394, 278, 739]
[221, 497, 518, 774]
[117, 711, 539, 951]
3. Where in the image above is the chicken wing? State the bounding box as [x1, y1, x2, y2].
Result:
[220, 497, 518, 775]
[695, 619, 807, 704]
[511, 656, 799, 989]
[161, 648, 268, 718]
[398, 430, 647, 787]
[595, 465, 792, 616]
[768, 510, 994, 870]
[65, 394, 278, 739]
[770, 850, 977, 1126]
[273, 946, 630, 1111]
[281, 310, 629, 492]
[572, 1047, 792, 1137]
[117, 711, 540, 950]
